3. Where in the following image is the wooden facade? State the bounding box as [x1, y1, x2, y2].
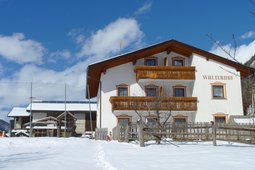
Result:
[134, 66, 196, 80]
[110, 96, 197, 111]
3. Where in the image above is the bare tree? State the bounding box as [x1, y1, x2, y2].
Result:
[206, 33, 255, 115]
[132, 88, 172, 144]
[206, 33, 239, 63]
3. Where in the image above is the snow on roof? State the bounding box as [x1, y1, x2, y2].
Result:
[234, 117, 255, 124]
[88, 40, 169, 66]
[25, 126, 67, 130]
[8, 107, 30, 117]
[26, 101, 97, 112]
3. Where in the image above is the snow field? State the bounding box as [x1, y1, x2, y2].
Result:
[0, 137, 255, 170]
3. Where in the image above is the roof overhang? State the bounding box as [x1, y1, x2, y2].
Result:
[86, 39, 254, 99]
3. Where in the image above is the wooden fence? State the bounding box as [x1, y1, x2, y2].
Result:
[112, 122, 255, 146]
[95, 128, 108, 140]
[112, 123, 137, 142]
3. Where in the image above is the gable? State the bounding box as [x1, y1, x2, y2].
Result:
[86, 39, 253, 98]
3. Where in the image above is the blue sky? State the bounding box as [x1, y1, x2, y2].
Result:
[0, 0, 255, 120]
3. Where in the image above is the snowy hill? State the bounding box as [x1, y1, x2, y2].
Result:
[245, 54, 255, 68]
[0, 119, 9, 132]
[0, 137, 255, 170]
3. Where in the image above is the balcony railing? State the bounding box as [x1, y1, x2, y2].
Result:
[134, 66, 195, 80]
[110, 96, 197, 111]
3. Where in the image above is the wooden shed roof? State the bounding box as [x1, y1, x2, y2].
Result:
[86, 39, 253, 98]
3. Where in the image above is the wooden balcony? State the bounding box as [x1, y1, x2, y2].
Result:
[110, 96, 197, 111]
[134, 66, 195, 80]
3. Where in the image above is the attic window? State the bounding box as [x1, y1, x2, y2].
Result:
[172, 57, 185, 66]
[144, 57, 157, 66]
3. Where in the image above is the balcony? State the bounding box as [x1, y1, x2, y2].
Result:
[134, 66, 195, 81]
[110, 96, 197, 111]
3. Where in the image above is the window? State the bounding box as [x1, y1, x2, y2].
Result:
[173, 86, 186, 97]
[211, 83, 226, 99]
[146, 117, 158, 128]
[117, 85, 128, 96]
[213, 85, 223, 98]
[173, 117, 187, 126]
[172, 57, 185, 66]
[173, 60, 184, 66]
[117, 117, 130, 126]
[213, 114, 227, 124]
[145, 86, 158, 97]
[144, 58, 157, 66]
[214, 116, 226, 124]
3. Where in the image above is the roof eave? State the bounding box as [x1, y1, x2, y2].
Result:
[86, 39, 253, 98]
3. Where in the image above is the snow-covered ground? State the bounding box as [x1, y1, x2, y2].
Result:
[1, 137, 255, 170]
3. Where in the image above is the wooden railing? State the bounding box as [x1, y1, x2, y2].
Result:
[110, 96, 197, 111]
[112, 123, 137, 142]
[134, 66, 196, 80]
[112, 122, 255, 145]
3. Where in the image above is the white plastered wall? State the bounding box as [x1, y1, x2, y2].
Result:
[191, 53, 243, 122]
[97, 51, 244, 132]
[99, 62, 142, 133]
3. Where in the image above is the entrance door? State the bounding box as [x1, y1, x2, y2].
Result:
[173, 117, 187, 139]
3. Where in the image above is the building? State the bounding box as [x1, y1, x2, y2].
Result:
[8, 107, 30, 136]
[8, 101, 97, 137]
[86, 39, 253, 134]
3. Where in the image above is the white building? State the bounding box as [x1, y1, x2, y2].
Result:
[86, 40, 253, 134]
[8, 101, 97, 137]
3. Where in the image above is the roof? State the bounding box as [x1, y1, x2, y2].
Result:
[8, 107, 30, 117]
[26, 101, 97, 112]
[234, 117, 255, 124]
[86, 39, 254, 98]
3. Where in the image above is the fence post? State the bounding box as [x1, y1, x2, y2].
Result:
[137, 119, 145, 147]
[124, 125, 129, 142]
[211, 122, 217, 146]
[112, 124, 120, 140]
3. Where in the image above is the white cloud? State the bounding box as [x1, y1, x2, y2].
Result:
[77, 18, 144, 60]
[134, 1, 152, 15]
[209, 40, 255, 63]
[0, 33, 45, 64]
[240, 31, 255, 40]
[0, 61, 88, 111]
[49, 49, 72, 63]
[68, 28, 86, 44]
[0, 17, 145, 119]
[0, 63, 3, 75]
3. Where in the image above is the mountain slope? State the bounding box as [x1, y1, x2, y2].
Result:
[0, 119, 9, 132]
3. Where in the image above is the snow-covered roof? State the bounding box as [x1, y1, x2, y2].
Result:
[25, 126, 67, 130]
[234, 118, 255, 124]
[8, 107, 30, 117]
[26, 101, 97, 112]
